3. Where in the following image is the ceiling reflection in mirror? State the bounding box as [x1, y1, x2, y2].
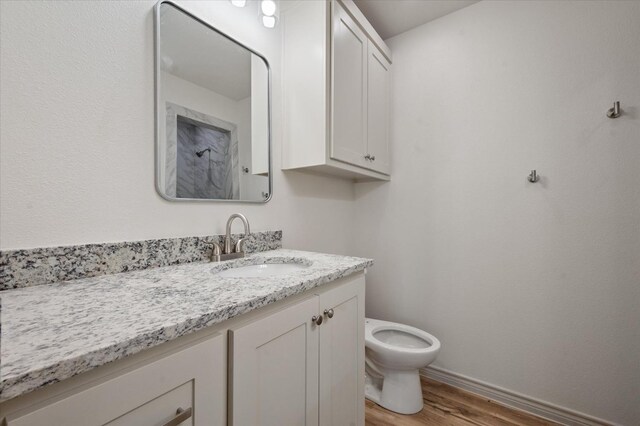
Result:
[155, 2, 271, 202]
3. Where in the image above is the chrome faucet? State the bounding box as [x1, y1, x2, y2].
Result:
[222, 213, 250, 258]
[206, 214, 251, 262]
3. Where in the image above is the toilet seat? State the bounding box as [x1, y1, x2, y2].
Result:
[373, 329, 431, 349]
[365, 319, 440, 364]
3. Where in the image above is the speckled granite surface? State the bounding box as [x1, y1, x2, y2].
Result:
[0, 249, 372, 402]
[0, 231, 282, 290]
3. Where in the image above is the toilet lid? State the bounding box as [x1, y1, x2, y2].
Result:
[373, 328, 431, 349]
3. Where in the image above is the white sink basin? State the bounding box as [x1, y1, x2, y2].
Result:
[216, 262, 310, 278]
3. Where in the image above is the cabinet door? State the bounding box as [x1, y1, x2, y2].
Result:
[6, 334, 225, 426]
[331, 1, 368, 167]
[228, 297, 320, 426]
[366, 39, 391, 175]
[318, 275, 366, 426]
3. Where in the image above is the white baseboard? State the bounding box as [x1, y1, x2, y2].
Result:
[421, 366, 616, 426]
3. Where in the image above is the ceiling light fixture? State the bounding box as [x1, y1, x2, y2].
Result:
[261, 0, 276, 16]
[260, 0, 278, 28]
[230, 0, 246, 7]
[262, 15, 276, 28]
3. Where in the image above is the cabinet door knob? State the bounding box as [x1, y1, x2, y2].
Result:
[324, 308, 334, 318]
[364, 154, 371, 160]
[312, 315, 323, 326]
[370, 155, 376, 161]
[162, 407, 193, 426]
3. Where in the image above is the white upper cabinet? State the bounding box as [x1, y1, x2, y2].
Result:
[331, 2, 368, 169]
[365, 39, 391, 174]
[283, 0, 392, 181]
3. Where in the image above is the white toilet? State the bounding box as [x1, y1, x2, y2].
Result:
[364, 318, 441, 415]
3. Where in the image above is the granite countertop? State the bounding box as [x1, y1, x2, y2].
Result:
[0, 249, 373, 402]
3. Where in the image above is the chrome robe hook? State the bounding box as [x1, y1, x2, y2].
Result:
[607, 101, 621, 118]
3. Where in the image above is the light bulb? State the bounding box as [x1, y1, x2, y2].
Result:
[261, 0, 277, 16]
[262, 15, 276, 28]
[230, 0, 246, 7]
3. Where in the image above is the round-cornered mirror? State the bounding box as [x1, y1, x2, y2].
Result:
[155, 1, 271, 202]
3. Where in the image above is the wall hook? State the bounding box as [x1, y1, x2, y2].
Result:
[606, 101, 621, 118]
[527, 170, 540, 183]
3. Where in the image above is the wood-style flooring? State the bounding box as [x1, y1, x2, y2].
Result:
[365, 377, 559, 426]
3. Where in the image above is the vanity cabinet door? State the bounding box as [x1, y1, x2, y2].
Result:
[318, 275, 366, 426]
[365, 39, 391, 175]
[228, 297, 320, 426]
[6, 334, 225, 426]
[331, 0, 368, 168]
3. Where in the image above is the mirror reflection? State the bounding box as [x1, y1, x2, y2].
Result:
[156, 2, 271, 202]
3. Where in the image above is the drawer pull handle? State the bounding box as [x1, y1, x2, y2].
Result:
[312, 315, 323, 326]
[162, 407, 192, 426]
[324, 308, 334, 318]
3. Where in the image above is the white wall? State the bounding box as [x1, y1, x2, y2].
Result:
[0, 0, 355, 253]
[354, 1, 640, 424]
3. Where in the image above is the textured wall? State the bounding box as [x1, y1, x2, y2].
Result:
[353, 1, 640, 424]
[0, 0, 355, 253]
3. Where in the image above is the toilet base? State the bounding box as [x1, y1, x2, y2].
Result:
[365, 366, 424, 415]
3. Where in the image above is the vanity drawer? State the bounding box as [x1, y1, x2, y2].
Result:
[5, 334, 225, 426]
[104, 381, 193, 426]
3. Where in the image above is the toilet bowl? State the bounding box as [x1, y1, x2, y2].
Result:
[364, 318, 441, 415]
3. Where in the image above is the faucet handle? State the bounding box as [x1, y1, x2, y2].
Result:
[235, 238, 248, 253]
[203, 241, 222, 260]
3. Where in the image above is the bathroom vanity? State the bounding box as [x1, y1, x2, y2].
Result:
[0, 250, 372, 425]
[2, 0, 381, 422]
